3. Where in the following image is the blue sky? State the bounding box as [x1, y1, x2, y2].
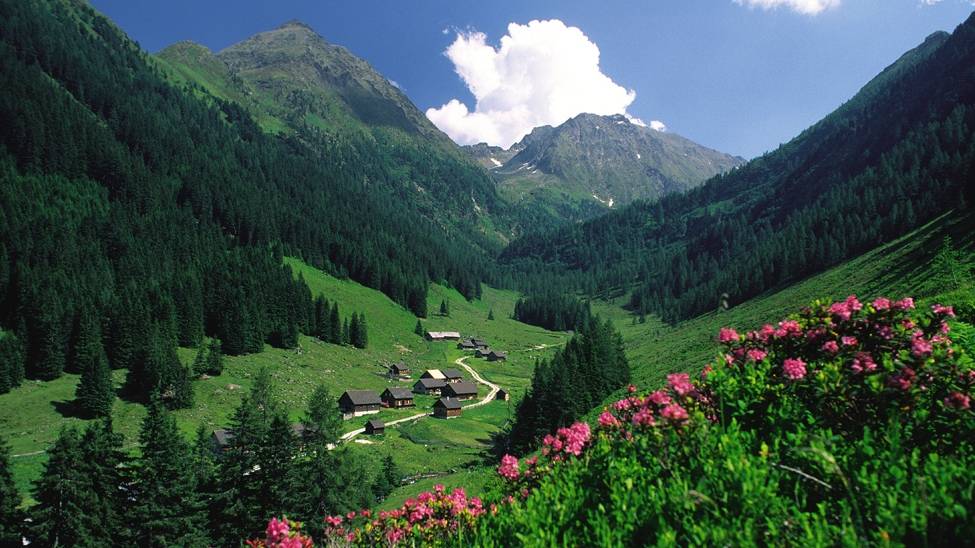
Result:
[92, 0, 973, 158]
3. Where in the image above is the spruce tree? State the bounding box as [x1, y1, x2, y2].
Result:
[357, 314, 368, 348]
[303, 384, 342, 447]
[342, 318, 351, 345]
[205, 338, 223, 376]
[191, 344, 207, 377]
[0, 440, 22, 546]
[348, 313, 361, 348]
[31, 427, 88, 546]
[131, 399, 209, 547]
[371, 454, 400, 502]
[74, 332, 114, 418]
[0, 333, 25, 394]
[488, 308, 495, 321]
[328, 303, 342, 344]
[439, 298, 449, 317]
[414, 319, 424, 337]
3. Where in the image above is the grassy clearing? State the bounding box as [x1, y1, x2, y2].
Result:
[0, 258, 565, 503]
[593, 210, 975, 390]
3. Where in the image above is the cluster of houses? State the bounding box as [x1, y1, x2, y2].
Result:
[457, 337, 507, 362]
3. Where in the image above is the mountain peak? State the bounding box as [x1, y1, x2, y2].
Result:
[276, 19, 315, 32]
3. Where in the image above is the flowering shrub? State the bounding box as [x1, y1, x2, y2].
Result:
[246, 517, 313, 548]
[253, 296, 975, 546]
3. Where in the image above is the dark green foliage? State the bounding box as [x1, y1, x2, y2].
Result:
[0, 441, 22, 546]
[191, 345, 207, 378]
[342, 318, 351, 346]
[205, 338, 223, 376]
[514, 293, 590, 331]
[303, 385, 342, 447]
[488, 308, 495, 321]
[74, 320, 114, 418]
[349, 313, 368, 349]
[439, 298, 450, 317]
[127, 324, 193, 409]
[0, 332, 25, 394]
[414, 319, 424, 337]
[131, 400, 209, 547]
[508, 318, 629, 454]
[31, 420, 127, 547]
[371, 455, 400, 503]
[329, 303, 342, 345]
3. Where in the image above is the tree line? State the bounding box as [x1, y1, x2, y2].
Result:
[0, 369, 399, 546]
[505, 318, 629, 455]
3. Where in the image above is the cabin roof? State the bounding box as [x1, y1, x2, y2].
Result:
[444, 381, 478, 396]
[442, 368, 463, 379]
[434, 397, 462, 410]
[383, 387, 413, 400]
[415, 378, 447, 389]
[340, 390, 382, 406]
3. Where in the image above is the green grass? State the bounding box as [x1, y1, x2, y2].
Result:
[0, 258, 567, 505]
[593, 210, 975, 390]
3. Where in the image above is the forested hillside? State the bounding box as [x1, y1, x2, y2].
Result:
[499, 22, 975, 322]
[0, 0, 496, 390]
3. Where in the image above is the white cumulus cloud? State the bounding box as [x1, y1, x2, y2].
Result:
[649, 120, 667, 132]
[426, 19, 646, 148]
[733, 0, 841, 15]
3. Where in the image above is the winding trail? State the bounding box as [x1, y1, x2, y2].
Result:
[339, 355, 498, 442]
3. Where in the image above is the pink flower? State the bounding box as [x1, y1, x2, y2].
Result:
[845, 295, 863, 312]
[324, 515, 343, 527]
[631, 407, 656, 427]
[598, 411, 620, 429]
[266, 517, 290, 542]
[667, 373, 695, 396]
[912, 334, 933, 358]
[718, 327, 740, 344]
[872, 297, 891, 311]
[876, 325, 893, 340]
[497, 454, 520, 481]
[782, 358, 807, 380]
[746, 348, 768, 362]
[945, 392, 971, 410]
[932, 304, 956, 318]
[895, 297, 915, 311]
[851, 352, 876, 374]
[661, 403, 689, 421]
[822, 340, 839, 354]
[758, 324, 776, 342]
[841, 336, 858, 347]
[829, 301, 852, 321]
[648, 390, 672, 406]
[778, 320, 802, 337]
[627, 384, 637, 394]
[888, 367, 916, 390]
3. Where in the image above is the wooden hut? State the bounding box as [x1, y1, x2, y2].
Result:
[433, 397, 462, 419]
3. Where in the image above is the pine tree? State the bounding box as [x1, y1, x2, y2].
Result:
[205, 338, 223, 376]
[328, 303, 342, 344]
[0, 440, 22, 546]
[131, 399, 209, 546]
[259, 413, 296, 520]
[414, 319, 424, 337]
[31, 427, 88, 546]
[488, 308, 495, 321]
[342, 317, 351, 345]
[371, 454, 400, 503]
[348, 313, 361, 348]
[74, 330, 114, 418]
[0, 333, 25, 394]
[191, 344, 207, 377]
[303, 384, 342, 447]
[439, 298, 450, 317]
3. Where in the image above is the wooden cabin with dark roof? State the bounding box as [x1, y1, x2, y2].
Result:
[486, 350, 508, 362]
[433, 397, 462, 419]
[413, 377, 446, 395]
[338, 390, 382, 419]
[496, 388, 510, 401]
[441, 368, 464, 383]
[365, 419, 385, 435]
[388, 362, 411, 380]
[442, 381, 478, 401]
[382, 387, 415, 408]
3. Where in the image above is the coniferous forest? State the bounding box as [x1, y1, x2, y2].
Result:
[2, 0, 975, 546]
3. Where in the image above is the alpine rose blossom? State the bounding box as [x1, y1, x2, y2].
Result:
[598, 410, 620, 428]
[497, 455, 520, 481]
[822, 340, 840, 354]
[945, 392, 971, 410]
[667, 373, 694, 396]
[872, 297, 891, 311]
[661, 403, 689, 421]
[783, 358, 807, 380]
[719, 328, 740, 343]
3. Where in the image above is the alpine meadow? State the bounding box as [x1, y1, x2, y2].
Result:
[0, 0, 974, 546]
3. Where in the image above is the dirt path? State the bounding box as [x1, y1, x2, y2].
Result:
[340, 355, 498, 443]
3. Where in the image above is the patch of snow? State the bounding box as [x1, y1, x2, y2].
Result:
[354, 439, 375, 445]
[636, 153, 641, 160]
[489, 157, 502, 167]
[615, 120, 626, 125]
[608, 198, 615, 207]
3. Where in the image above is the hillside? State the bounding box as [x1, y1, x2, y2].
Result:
[500, 22, 975, 321]
[157, 22, 507, 245]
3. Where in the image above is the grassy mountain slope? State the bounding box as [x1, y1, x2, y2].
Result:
[157, 22, 507, 245]
[500, 21, 974, 321]
[0, 260, 567, 501]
